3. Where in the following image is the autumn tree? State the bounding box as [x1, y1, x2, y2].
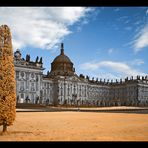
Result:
[0, 25, 16, 133]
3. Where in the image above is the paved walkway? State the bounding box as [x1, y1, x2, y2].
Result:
[16, 106, 148, 113]
[16, 109, 46, 112]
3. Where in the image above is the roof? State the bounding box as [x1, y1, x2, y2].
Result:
[52, 45, 72, 64]
[52, 53, 72, 64]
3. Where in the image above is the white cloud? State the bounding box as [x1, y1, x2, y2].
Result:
[117, 16, 128, 21]
[146, 9, 148, 15]
[80, 62, 99, 71]
[80, 60, 146, 78]
[108, 48, 114, 54]
[95, 73, 122, 80]
[134, 21, 142, 26]
[133, 24, 148, 52]
[0, 7, 92, 50]
[130, 59, 144, 66]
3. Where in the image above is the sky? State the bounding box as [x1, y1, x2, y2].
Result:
[0, 7, 148, 81]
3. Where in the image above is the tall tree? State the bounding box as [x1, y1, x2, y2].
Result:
[0, 25, 16, 133]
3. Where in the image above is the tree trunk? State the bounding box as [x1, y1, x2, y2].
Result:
[3, 123, 7, 133]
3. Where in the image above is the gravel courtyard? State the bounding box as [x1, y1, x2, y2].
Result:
[0, 111, 148, 141]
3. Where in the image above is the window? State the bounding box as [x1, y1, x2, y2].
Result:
[21, 72, 24, 78]
[47, 83, 49, 89]
[16, 71, 19, 79]
[21, 93, 24, 99]
[68, 87, 70, 96]
[31, 83, 35, 91]
[61, 87, 63, 96]
[44, 90, 46, 95]
[36, 75, 38, 81]
[31, 73, 34, 78]
[20, 81, 24, 91]
[31, 94, 34, 103]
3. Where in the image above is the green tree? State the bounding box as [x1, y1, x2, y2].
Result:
[0, 25, 16, 133]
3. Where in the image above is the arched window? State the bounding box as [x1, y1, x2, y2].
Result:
[21, 93, 24, 99]
[20, 81, 24, 91]
[31, 94, 34, 103]
[31, 73, 34, 78]
[21, 72, 24, 78]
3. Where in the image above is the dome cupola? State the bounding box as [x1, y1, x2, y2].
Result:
[49, 43, 75, 77]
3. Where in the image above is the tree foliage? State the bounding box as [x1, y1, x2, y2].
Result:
[0, 25, 16, 132]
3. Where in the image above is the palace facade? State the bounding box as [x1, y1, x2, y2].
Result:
[14, 43, 148, 106]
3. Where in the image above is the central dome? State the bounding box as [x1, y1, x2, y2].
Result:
[53, 50, 72, 64]
[49, 43, 75, 77]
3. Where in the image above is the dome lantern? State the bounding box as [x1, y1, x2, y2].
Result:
[61, 43, 64, 55]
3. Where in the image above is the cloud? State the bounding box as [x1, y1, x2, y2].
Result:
[130, 59, 144, 66]
[108, 48, 114, 54]
[94, 73, 122, 80]
[134, 20, 142, 26]
[80, 62, 99, 71]
[117, 16, 128, 21]
[0, 7, 92, 50]
[80, 60, 146, 78]
[146, 9, 148, 15]
[133, 24, 148, 52]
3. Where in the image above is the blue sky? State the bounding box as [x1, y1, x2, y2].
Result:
[0, 7, 148, 81]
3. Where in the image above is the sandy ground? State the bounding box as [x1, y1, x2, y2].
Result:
[0, 111, 148, 141]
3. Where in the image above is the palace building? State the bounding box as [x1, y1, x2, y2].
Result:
[14, 43, 148, 106]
